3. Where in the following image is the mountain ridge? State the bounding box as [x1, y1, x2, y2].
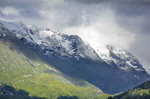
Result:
[0, 20, 149, 94]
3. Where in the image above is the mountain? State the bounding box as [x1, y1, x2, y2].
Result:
[0, 20, 149, 94]
[109, 80, 150, 99]
[0, 32, 109, 98]
[0, 21, 100, 61]
[99, 45, 146, 73]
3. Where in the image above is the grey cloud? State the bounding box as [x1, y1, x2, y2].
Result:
[0, 0, 65, 9]
[0, 0, 51, 22]
[112, 3, 150, 34]
[0, 9, 19, 20]
[20, 9, 42, 18]
[0, 0, 43, 8]
[66, 0, 150, 4]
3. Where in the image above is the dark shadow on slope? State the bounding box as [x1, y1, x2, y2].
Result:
[41, 55, 149, 94]
[57, 96, 78, 99]
[0, 84, 46, 99]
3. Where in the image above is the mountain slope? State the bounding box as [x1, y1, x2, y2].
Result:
[0, 20, 149, 94]
[109, 80, 150, 99]
[0, 38, 109, 99]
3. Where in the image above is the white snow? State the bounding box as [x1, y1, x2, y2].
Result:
[39, 30, 54, 37]
[0, 20, 27, 34]
[97, 45, 145, 72]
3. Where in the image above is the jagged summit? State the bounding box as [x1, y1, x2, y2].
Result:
[99, 45, 145, 73]
[0, 20, 100, 61]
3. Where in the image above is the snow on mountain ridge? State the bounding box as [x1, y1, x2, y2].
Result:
[0, 20, 147, 73]
[0, 20, 28, 36]
[0, 20, 100, 61]
[98, 44, 145, 72]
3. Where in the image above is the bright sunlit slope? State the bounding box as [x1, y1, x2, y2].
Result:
[0, 38, 110, 99]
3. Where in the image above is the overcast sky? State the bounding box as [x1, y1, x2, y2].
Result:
[0, 0, 150, 73]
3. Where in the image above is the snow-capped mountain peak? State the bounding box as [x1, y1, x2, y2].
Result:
[0, 20, 29, 36]
[0, 20, 100, 61]
[98, 44, 145, 72]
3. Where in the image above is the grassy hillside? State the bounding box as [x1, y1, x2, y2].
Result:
[0, 38, 110, 99]
[108, 80, 150, 99]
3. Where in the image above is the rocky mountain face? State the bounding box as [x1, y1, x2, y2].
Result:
[0, 20, 149, 94]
